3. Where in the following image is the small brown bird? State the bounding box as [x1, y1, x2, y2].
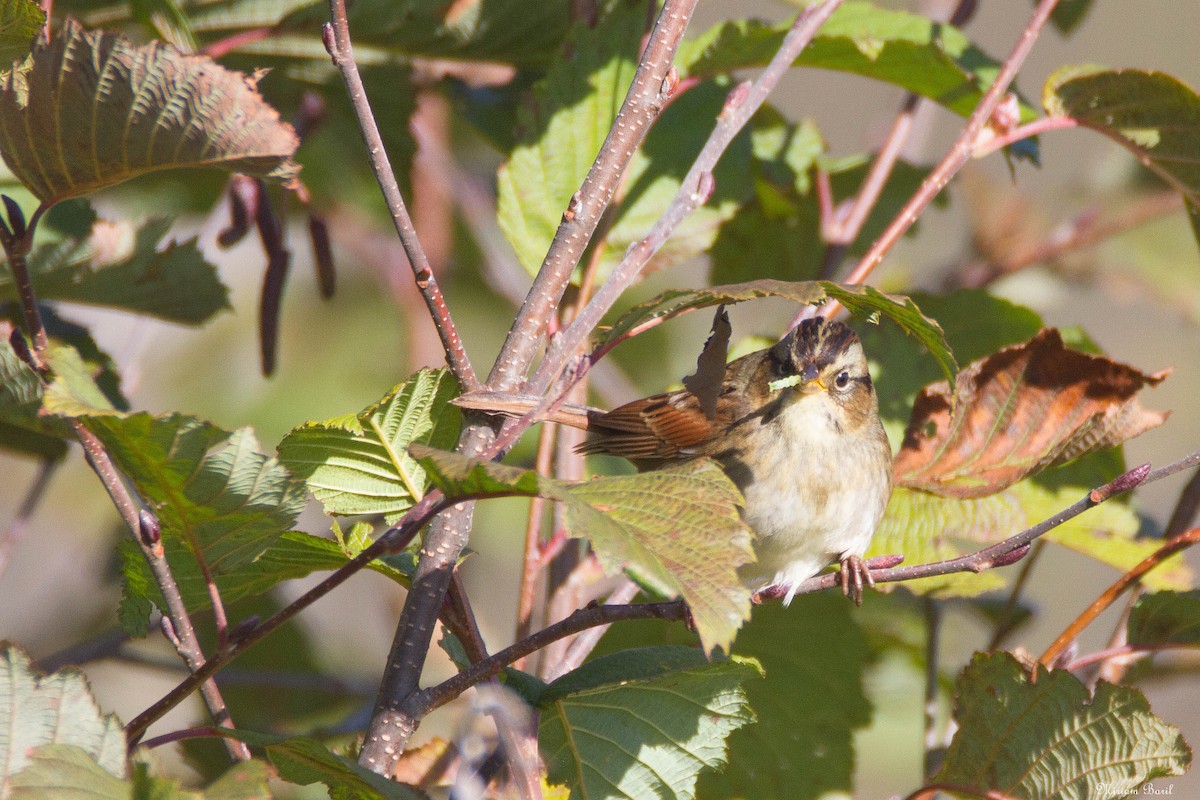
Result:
[577, 317, 894, 605]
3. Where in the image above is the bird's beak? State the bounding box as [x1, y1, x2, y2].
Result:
[798, 364, 825, 395]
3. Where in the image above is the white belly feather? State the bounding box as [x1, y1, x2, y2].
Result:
[733, 392, 892, 604]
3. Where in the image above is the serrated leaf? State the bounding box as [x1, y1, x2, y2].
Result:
[117, 530, 417, 632]
[7, 745, 129, 800]
[935, 652, 1191, 799]
[871, 471, 1190, 598]
[0, 20, 299, 204]
[0, 327, 70, 456]
[1128, 591, 1200, 645]
[597, 280, 955, 386]
[1044, 68, 1200, 211]
[413, 445, 754, 654]
[278, 369, 461, 524]
[679, 2, 1038, 122]
[2, 217, 230, 325]
[0, 0, 42, 68]
[279, 0, 573, 66]
[0, 646, 126, 788]
[894, 328, 1169, 498]
[9, 745, 272, 800]
[539, 647, 759, 800]
[87, 415, 306, 569]
[697, 596, 872, 800]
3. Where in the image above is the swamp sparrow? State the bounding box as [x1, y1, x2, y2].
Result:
[578, 317, 894, 605]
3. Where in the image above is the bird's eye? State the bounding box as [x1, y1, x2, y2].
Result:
[835, 370, 851, 389]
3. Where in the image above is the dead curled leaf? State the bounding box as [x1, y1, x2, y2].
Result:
[893, 328, 1169, 498]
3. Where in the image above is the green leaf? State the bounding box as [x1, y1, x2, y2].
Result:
[495, 5, 641, 276]
[413, 446, 754, 654]
[1128, 590, 1200, 645]
[0, 20, 299, 204]
[935, 652, 1191, 799]
[679, 2, 1038, 122]
[1048, 0, 1095, 36]
[697, 596, 873, 800]
[0, 646, 126, 783]
[859, 289, 1042, 443]
[8, 745, 273, 800]
[278, 369, 461, 524]
[0, 330, 70, 456]
[2, 217, 231, 325]
[539, 647, 759, 800]
[1044, 68, 1200, 210]
[279, 0, 573, 67]
[597, 280, 955, 386]
[7, 745, 129, 800]
[497, 6, 752, 284]
[118, 529, 417, 632]
[89, 415, 306, 569]
[871, 467, 1189, 598]
[215, 731, 425, 800]
[0, 0, 43, 68]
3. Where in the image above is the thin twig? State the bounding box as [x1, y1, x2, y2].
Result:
[0, 206, 249, 761]
[411, 601, 688, 718]
[960, 191, 1182, 289]
[826, 0, 1065, 316]
[125, 493, 440, 746]
[970, 115, 1078, 159]
[514, 421, 559, 663]
[549, 578, 641, 682]
[528, 0, 848, 396]
[487, 0, 699, 391]
[322, 1, 477, 390]
[1065, 642, 1200, 673]
[1039, 527, 1200, 669]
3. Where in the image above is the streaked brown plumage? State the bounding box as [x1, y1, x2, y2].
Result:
[580, 317, 893, 604]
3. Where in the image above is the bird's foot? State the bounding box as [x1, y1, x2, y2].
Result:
[838, 555, 874, 607]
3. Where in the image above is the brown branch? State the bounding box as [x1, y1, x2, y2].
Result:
[1039, 526, 1200, 669]
[1065, 642, 1200, 673]
[527, 0, 847, 396]
[826, 0, 1065, 316]
[487, 0, 699, 391]
[321, 1, 477, 391]
[125, 493, 440, 746]
[0, 204, 249, 761]
[514, 421, 559, 662]
[411, 600, 688, 718]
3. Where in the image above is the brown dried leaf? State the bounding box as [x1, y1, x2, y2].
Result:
[894, 328, 1169, 498]
[0, 20, 299, 204]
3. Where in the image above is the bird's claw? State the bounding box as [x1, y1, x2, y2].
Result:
[838, 555, 875, 607]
